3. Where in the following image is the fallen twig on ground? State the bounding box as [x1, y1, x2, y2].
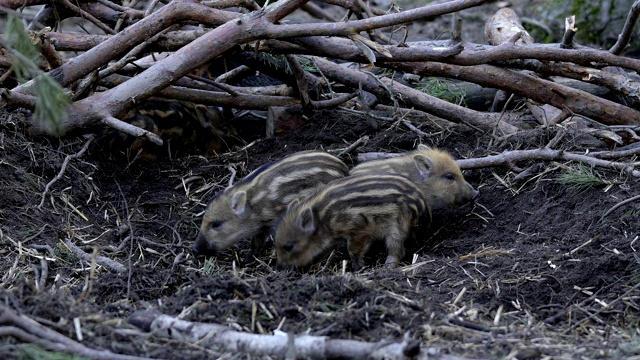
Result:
[601, 193, 640, 219]
[128, 310, 475, 360]
[63, 238, 126, 273]
[38, 136, 93, 209]
[336, 135, 369, 157]
[0, 305, 153, 360]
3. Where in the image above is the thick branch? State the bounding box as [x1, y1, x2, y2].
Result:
[394, 62, 640, 126]
[0, 305, 149, 360]
[129, 310, 466, 360]
[521, 61, 640, 103]
[311, 57, 518, 134]
[403, 40, 640, 72]
[259, 0, 489, 38]
[610, 0, 640, 55]
[43, 29, 640, 73]
[10, 0, 237, 94]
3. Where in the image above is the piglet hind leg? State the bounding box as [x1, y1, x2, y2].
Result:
[347, 234, 371, 271]
[384, 220, 411, 268]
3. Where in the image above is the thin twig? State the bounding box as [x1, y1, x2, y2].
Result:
[310, 92, 357, 109]
[58, 0, 116, 35]
[187, 74, 239, 96]
[601, 194, 640, 219]
[563, 280, 640, 335]
[285, 54, 313, 107]
[38, 137, 94, 209]
[545, 128, 565, 149]
[145, 0, 163, 16]
[336, 135, 369, 157]
[215, 65, 253, 84]
[402, 120, 429, 138]
[97, 27, 174, 81]
[102, 116, 162, 145]
[63, 238, 126, 273]
[228, 165, 237, 187]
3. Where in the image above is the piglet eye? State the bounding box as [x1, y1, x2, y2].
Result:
[444, 173, 456, 181]
[283, 242, 295, 252]
[210, 220, 223, 229]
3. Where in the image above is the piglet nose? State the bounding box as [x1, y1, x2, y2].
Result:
[191, 240, 203, 254]
[471, 189, 480, 201]
[192, 233, 216, 256]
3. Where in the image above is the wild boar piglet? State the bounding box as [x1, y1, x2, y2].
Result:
[350, 144, 479, 212]
[193, 151, 349, 256]
[275, 174, 428, 270]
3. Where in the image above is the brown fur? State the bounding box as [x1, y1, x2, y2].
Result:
[98, 100, 238, 160]
[350, 144, 479, 212]
[275, 174, 428, 270]
[193, 151, 349, 256]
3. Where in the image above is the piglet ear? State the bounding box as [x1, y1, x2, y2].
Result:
[230, 191, 248, 219]
[286, 197, 301, 212]
[413, 154, 433, 180]
[297, 207, 317, 235]
[416, 144, 431, 151]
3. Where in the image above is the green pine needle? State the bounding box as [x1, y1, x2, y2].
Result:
[4, 14, 69, 136]
[556, 164, 606, 196]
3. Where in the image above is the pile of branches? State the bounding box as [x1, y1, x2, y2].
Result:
[1, 0, 640, 173]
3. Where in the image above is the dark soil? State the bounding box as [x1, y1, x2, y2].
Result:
[1, 102, 639, 359]
[2, 1, 640, 359]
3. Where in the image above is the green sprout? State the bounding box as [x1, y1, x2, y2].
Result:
[416, 77, 466, 106]
[556, 164, 606, 196]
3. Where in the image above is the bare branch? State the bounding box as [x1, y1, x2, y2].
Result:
[602, 194, 640, 218]
[357, 148, 640, 177]
[0, 305, 149, 359]
[129, 310, 467, 360]
[38, 137, 94, 209]
[311, 56, 518, 134]
[396, 61, 640, 126]
[610, 0, 640, 55]
[101, 116, 163, 145]
[63, 237, 127, 273]
[456, 148, 640, 176]
[57, 0, 116, 35]
[561, 15, 578, 48]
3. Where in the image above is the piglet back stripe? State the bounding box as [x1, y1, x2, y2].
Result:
[327, 178, 415, 200]
[235, 159, 278, 187]
[312, 175, 427, 217]
[274, 170, 349, 198]
[271, 153, 348, 178]
[235, 151, 347, 190]
[324, 192, 426, 218]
